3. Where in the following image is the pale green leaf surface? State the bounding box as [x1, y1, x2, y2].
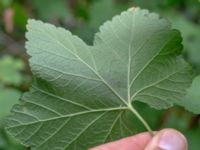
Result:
[6, 8, 192, 150]
[176, 75, 200, 114]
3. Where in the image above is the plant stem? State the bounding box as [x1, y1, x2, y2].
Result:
[128, 104, 154, 136]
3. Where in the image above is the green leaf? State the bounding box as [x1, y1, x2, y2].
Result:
[0, 125, 25, 150]
[0, 56, 25, 86]
[75, 0, 126, 44]
[13, 3, 28, 31]
[89, 0, 124, 29]
[170, 15, 200, 73]
[0, 0, 12, 7]
[186, 127, 200, 150]
[31, 0, 70, 21]
[177, 75, 200, 114]
[0, 87, 21, 119]
[6, 8, 192, 149]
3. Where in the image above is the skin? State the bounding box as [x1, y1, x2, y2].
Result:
[89, 129, 188, 150]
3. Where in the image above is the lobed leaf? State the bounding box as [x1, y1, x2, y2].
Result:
[6, 8, 193, 150]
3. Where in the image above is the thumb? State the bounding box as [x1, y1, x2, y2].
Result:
[145, 129, 188, 150]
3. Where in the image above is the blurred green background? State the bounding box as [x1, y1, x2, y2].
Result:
[0, 0, 199, 149]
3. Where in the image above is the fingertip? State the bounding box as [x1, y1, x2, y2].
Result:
[145, 128, 188, 150]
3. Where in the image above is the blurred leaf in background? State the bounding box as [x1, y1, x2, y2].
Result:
[75, 0, 128, 44]
[170, 15, 200, 74]
[0, 56, 24, 86]
[89, 0, 124, 29]
[0, 87, 20, 119]
[177, 75, 200, 114]
[13, 2, 28, 32]
[0, 0, 12, 8]
[31, 0, 70, 21]
[162, 107, 200, 150]
[0, 56, 27, 150]
[0, 56, 26, 120]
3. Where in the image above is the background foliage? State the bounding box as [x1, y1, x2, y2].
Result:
[0, 0, 199, 149]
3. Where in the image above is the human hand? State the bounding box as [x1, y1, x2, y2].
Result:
[90, 129, 187, 150]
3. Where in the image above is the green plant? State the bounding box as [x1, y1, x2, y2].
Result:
[5, 8, 199, 149]
[0, 56, 26, 150]
[0, 56, 24, 119]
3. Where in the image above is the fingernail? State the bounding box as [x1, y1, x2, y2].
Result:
[158, 130, 187, 150]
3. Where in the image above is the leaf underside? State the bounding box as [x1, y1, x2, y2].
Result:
[6, 8, 192, 150]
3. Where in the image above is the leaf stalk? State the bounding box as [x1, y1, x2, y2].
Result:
[128, 104, 154, 136]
